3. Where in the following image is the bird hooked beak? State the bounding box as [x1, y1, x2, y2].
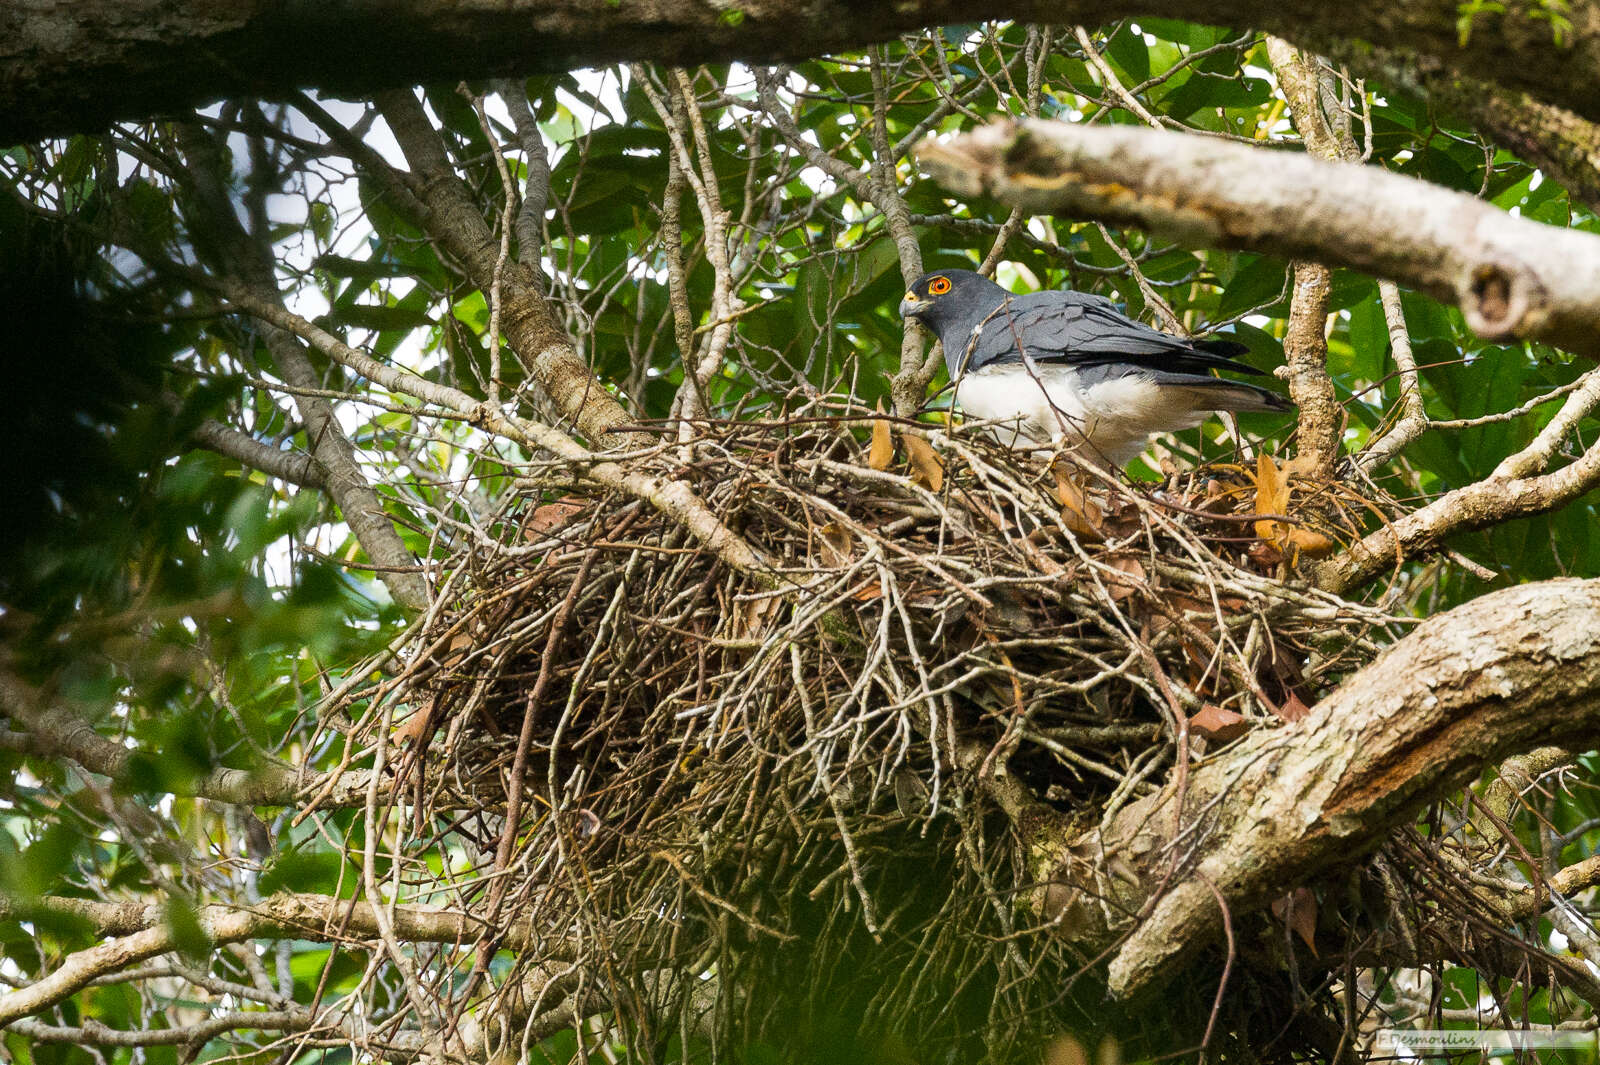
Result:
[898, 291, 924, 319]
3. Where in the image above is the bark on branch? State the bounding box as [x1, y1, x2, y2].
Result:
[189, 417, 327, 489]
[915, 118, 1600, 358]
[0, 667, 375, 807]
[1033, 577, 1600, 997]
[211, 277, 772, 578]
[9, 0, 1600, 146]
[0, 891, 567, 1027]
[1264, 38, 1348, 478]
[371, 90, 647, 450]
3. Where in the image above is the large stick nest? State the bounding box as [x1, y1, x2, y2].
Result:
[350, 405, 1405, 1060]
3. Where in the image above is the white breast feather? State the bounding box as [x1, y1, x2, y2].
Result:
[955, 363, 1211, 466]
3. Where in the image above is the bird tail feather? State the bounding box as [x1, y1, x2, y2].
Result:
[1155, 374, 1294, 414]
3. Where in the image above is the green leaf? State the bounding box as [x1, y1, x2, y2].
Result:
[326, 304, 435, 333]
[1103, 24, 1152, 85]
[1215, 254, 1287, 319]
[163, 897, 213, 960]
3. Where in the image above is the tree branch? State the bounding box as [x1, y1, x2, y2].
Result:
[634, 68, 744, 429]
[0, 891, 570, 1027]
[1354, 279, 1429, 471]
[171, 123, 432, 612]
[11, 0, 1600, 147]
[1265, 38, 1348, 477]
[210, 276, 773, 578]
[1320, 40, 1600, 217]
[1029, 577, 1600, 997]
[1313, 421, 1600, 592]
[6, 1011, 314, 1046]
[372, 90, 647, 450]
[914, 118, 1600, 358]
[0, 667, 376, 808]
[189, 417, 327, 489]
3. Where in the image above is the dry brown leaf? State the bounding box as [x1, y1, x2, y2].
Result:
[1270, 887, 1319, 956]
[1274, 690, 1313, 723]
[901, 431, 944, 492]
[1253, 451, 1290, 544]
[1052, 462, 1104, 539]
[1251, 454, 1335, 563]
[817, 521, 853, 567]
[1104, 555, 1145, 601]
[1190, 703, 1249, 743]
[432, 630, 474, 673]
[868, 408, 894, 471]
[526, 497, 587, 536]
[729, 593, 783, 642]
[1247, 539, 1284, 568]
[1284, 525, 1337, 558]
[1167, 592, 1212, 617]
[1194, 476, 1242, 515]
[393, 697, 437, 747]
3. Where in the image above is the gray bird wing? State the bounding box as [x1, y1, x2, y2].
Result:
[963, 291, 1258, 377]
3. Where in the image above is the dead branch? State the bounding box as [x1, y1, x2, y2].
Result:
[914, 118, 1600, 357]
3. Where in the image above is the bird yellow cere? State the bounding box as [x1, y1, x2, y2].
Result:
[899, 269, 1293, 467]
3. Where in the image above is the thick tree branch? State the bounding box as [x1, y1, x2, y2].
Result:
[1031, 577, 1600, 997]
[916, 118, 1600, 358]
[1322, 40, 1600, 217]
[0, 891, 569, 1027]
[371, 90, 647, 450]
[9, 0, 1600, 146]
[189, 417, 327, 489]
[172, 123, 432, 612]
[1431, 85, 1600, 217]
[0, 667, 376, 807]
[1265, 38, 1348, 477]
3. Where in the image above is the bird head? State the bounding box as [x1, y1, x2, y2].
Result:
[899, 269, 1008, 376]
[898, 269, 996, 327]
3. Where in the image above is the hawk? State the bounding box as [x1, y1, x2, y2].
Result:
[900, 269, 1292, 466]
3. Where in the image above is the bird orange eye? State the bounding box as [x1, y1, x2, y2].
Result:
[928, 276, 952, 295]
